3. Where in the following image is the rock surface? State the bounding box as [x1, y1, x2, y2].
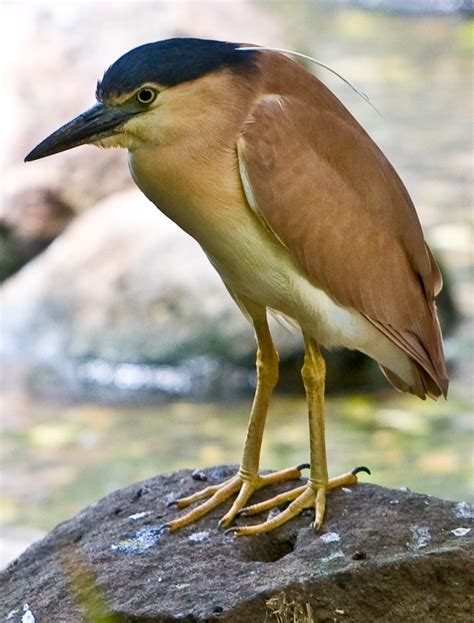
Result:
[2, 467, 473, 622]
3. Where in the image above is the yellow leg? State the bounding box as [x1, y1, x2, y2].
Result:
[166, 305, 307, 532]
[305, 335, 329, 529]
[229, 336, 370, 536]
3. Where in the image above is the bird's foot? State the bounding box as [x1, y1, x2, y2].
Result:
[227, 466, 370, 536]
[165, 464, 309, 532]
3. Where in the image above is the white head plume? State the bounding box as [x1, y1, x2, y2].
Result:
[237, 46, 382, 117]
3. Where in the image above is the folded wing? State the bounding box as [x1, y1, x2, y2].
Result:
[237, 93, 448, 399]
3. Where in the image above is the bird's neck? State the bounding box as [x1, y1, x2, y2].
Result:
[128, 73, 258, 246]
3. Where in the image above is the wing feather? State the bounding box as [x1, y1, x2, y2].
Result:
[237, 94, 448, 398]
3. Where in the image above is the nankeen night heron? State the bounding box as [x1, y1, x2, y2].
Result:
[25, 38, 448, 535]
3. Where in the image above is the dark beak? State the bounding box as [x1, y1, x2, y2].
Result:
[24, 103, 135, 162]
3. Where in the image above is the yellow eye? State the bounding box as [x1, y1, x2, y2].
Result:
[135, 87, 157, 105]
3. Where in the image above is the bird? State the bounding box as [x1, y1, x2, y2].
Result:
[25, 37, 448, 536]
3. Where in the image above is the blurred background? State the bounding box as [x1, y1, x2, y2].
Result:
[1, 0, 472, 566]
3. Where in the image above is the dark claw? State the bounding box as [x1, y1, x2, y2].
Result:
[351, 465, 371, 476]
[166, 500, 178, 508]
[297, 462, 310, 471]
[224, 527, 238, 536]
[235, 509, 248, 518]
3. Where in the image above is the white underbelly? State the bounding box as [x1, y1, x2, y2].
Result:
[206, 225, 414, 386]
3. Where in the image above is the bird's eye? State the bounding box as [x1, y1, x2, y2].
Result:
[135, 88, 157, 105]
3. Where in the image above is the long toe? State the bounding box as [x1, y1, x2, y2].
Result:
[229, 467, 369, 535]
[167, 477, 241, 532]
[229, 484, 316, 536]
[167, 464, 309, 532]
[239, 484, 306, 517]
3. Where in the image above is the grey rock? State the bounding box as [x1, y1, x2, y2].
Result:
[0, 189, 300, 366]
[1, 467, 473, 622]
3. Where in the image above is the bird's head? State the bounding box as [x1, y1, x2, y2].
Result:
[25, 38, 258, 162]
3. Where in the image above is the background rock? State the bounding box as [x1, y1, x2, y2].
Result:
[1, 467, 473, 622]
[1, 187, 458, 398]
[0, 190, 299, 364]
[0, 187, 75, 281]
